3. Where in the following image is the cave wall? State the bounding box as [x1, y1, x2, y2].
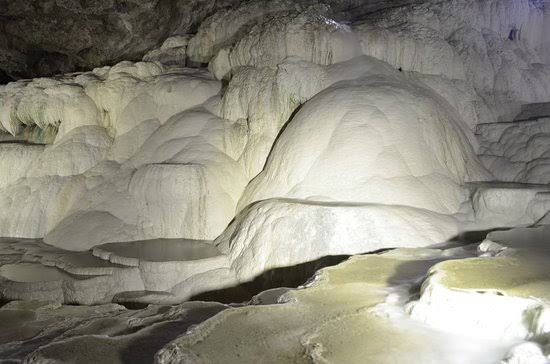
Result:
[544, 1, 550, 64]
[0, 0, 238, 80]
[0, 0, 426, 81]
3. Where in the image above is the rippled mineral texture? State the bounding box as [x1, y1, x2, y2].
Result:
[0, 0, 550, 363]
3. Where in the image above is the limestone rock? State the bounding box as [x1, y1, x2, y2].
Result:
[477, 112, 550, 183]
[238, 73, 490, 214]
[216, 199, 459, 281]
[0, 0, 238, 80]
[355, 22, 465, 79]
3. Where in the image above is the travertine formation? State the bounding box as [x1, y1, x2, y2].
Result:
[0, 0, 550, 362]
[5, 237, 548, 363]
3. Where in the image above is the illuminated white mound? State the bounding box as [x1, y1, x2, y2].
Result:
[239, 73, 490, 214]
[44, 107, 248, 250]
[0, 62, 224, 240]
[220, 56, 401, 176]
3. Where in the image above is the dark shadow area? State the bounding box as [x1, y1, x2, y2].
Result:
[342, 0, 420, 21]
[0, 315, 104, 360]
[190, 254, 350, 304]
[0, 69, 14, 85]
[185, 61, 209, 68]
[454, 228, 511, 244]
[120, 321, 201, 362]
[429, 228, 511, 249]
[118, 303, 228, 364]
[0, 125, 57, 145]
[118, 302, 151, 310]
[258, 102, 305, 172]
[514, 102, 550, 121]
[0, 140, 47, 146]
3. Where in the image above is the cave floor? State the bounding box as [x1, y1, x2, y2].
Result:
[2, 227, 549, 363]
